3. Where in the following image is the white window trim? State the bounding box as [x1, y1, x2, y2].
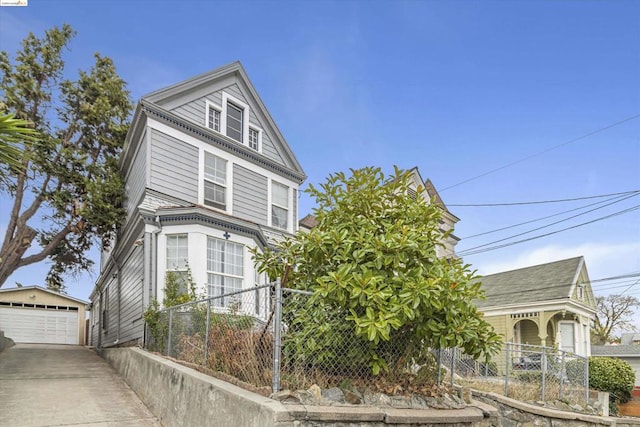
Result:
[268, 178, 292, 232]
[205, 100, 222, 133]
[198, 148, 233, 214]
[248, 125, 262, 152]
[221, 92, 251, 146]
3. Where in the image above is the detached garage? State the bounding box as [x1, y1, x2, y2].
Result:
[0, 286, 87, 345]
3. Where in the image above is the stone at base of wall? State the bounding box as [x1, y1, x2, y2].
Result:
[0, 330, 15, 353]
[472, 389, 640, 427]
[98, 347, 491, 427]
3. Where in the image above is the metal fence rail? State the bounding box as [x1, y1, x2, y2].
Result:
[145, 282, 589, 407]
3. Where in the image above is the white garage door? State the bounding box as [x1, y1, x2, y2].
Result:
[0, 306, 78, 344]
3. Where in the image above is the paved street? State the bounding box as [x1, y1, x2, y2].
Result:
[0, 344, 160, 426]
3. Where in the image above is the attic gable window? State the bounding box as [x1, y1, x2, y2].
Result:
[226, 102, 243, 143]
[248, 127, 260, 151]
[207, 103, 221, 132]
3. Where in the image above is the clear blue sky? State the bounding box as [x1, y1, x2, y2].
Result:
[1, 1, 639, 318]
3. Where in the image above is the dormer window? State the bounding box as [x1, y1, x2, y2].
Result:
[226, 102, 243, 143]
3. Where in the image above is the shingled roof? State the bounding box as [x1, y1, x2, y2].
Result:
[591, 345, 640, 357]
[475, 256, 585, 309]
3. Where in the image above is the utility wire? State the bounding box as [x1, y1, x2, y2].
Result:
[459, 193, 640, 252]
[478, 273, 640, 299]
[462, 192, 638, 239]
[459, 203, 640, 256]
[440, 114, 640, 192]
[620, 278, 640, 296]
[448, 190, 640, 207]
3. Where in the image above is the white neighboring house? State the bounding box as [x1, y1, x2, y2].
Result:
[89, 62, 306, 348]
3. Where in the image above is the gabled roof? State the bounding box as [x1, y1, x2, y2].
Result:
[475, 256, 587, 309]
[0, 286, 88, 305]
[141, 61, 305, 177]
[299, 214, 319, 230]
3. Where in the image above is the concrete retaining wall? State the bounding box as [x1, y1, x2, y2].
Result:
[98, 348, 639, 427]
[98, 347, 291, 426]
[98, 348, 489, 426]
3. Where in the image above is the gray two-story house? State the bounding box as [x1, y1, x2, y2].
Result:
[89, 62, 306, 347]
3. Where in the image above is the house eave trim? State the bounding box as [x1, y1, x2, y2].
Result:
[141, 101, 306, 184]
[145, 208, 268, 248]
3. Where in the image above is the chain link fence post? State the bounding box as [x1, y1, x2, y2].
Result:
[437, 348, 442, 386]
[203, 299, 211, 367]
[167, 308, 173, 356]
[272, 278, 282, 394]
[559, 351, 565, 401]
[450, 347, 456, 389]
[585, 354, 589, 404]
[505, 342, 510, 397]
[541, 350, 547, 401]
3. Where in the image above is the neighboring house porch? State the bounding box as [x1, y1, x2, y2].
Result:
[475, 257, 596, 357]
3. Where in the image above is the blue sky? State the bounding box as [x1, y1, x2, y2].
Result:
[1, 1, 639, 320]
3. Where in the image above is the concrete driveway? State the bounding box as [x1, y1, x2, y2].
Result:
[0, 344, 161, 426]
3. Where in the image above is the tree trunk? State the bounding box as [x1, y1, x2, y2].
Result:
[0, 225, 37, 287]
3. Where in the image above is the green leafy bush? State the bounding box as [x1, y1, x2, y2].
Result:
[254, 167, 502, 378]
[589, 357, 635, 412]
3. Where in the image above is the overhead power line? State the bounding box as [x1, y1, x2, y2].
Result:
[476, 272, 640, 299]
[448, 189, 640, 207]
[462, 192, 638, 239]
[459, 203, 640, 256]
[459, 193, 640, 251]
[440, 113, 640, 192]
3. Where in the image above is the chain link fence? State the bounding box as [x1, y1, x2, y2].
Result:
[145, 280, 589, 407]
[438, 343, 589, 405]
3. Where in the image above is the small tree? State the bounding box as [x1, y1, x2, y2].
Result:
[143, 268, 197, 352]
[254, 166, 502, 376]
[592, 295, 639, 344]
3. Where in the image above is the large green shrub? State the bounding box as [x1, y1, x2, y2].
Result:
[589, 357, 635, 411]
[254, 167, 502, 377]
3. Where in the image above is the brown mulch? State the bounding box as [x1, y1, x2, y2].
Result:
[619, 395, 640, 417]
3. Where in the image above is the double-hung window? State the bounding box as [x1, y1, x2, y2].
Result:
[271, 181, 289, 230]
[166, 234, 189, 294]
[226, 102, 243, 143]
[207, 237, 244, 308]
[204, 152, 227, 210]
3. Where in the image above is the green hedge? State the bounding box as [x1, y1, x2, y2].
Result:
[589, 357, 635, 412]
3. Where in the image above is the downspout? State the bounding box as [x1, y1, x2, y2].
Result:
[150, 216, 162, 302]
[115, 263, 122, 346]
